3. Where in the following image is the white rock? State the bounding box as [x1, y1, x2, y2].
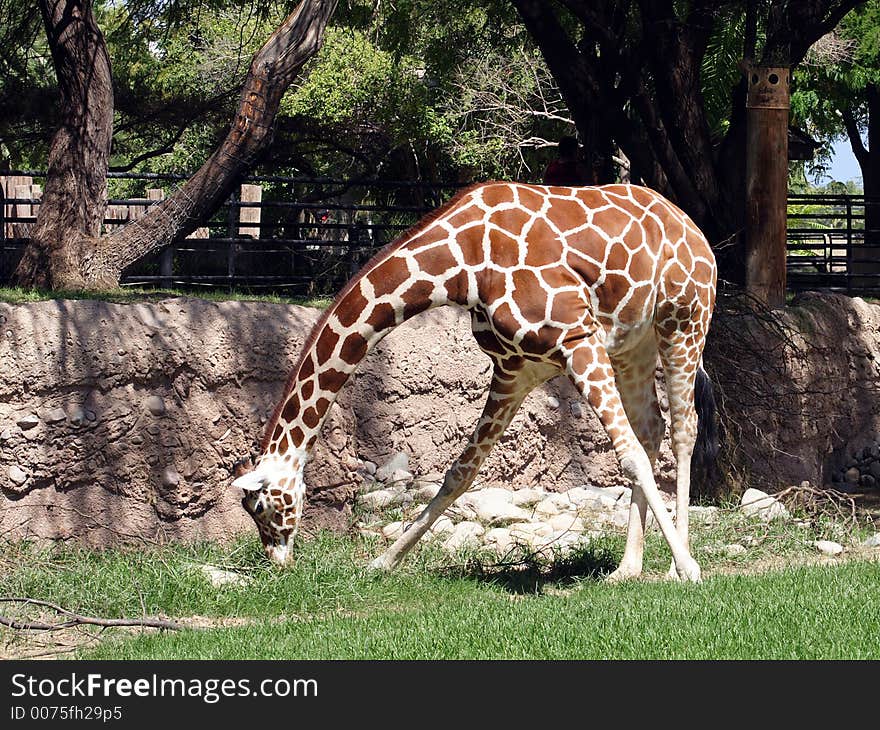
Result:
[510, 521, 553, 539]
[549, 514, 586, 533]
[361, 460, 377, 476]
[16, 414, 39, 430]
[546, 395, 560, 409]
[534, 497, 561, 518]
[357, 489, 396, 510]
[44, 407, 67, 424]
[386, 468, 414, 487]
[376, 452, 409, 481]
[484, 528, 513, 552]
[566, 486, 619, 509]
[861, 533, 880, 548]
[740, 488, 790, 521]
[460, 489, 529, 527]
[815, 540, 844, 556]
[161, 467, 180, 488]
[429, 516, 454, 536]
[689, 505, 720, 523]
[410, 482, 441, 502]
[382, 521, 404, 540]
[443, 521, 485, 552]
[8, 465, 27, 485]
[724, 543, 747, 556]
[511, 488, 544, 507]
[199, 565, 248, 588]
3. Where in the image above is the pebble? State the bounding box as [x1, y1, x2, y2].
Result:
[546, 396, 560, 409]
[44, 407, 67, 424]
[198, 565, 248, 588]
[358, 489, 396, 510]
[8, 465, 28, 485]
[815, 540, 844, 556]
[844, 467, 860, 485]
[724, 544, 747, 556]
[740, 488, 790, 521]
[861, 533, 880, 548]
[67, 406, 86, 426]
[569, 402, 584, 418]
[376, 452, 409, 482]
[16, 414, 39, 430]
[145, 395, 166, 416]
[161, 467, 181, 488]
[361, 460, 377, 476]
[443, 521, 485, 552]
[0, 428, 13, 441]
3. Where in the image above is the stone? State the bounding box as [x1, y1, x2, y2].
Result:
[548, 514, 586, 533]
[510, 521, 553, 539]
[67, 406, 86, 426]
[860, 474, 876, 489]
[84, 410, 97, 422]
[361, 460, 377, 476]
[566, 485, 619, 509]
[511, 488, 544, 507]
[861, 533, 880, 548]
[689, 505, 720, 523]
[0, 428, 13, 441]
[546, 395, 560, 409]
[376, 452, 409, 482]
[429, 517, 454, 536]
[386, 468, 414, 487]
[382, 521, 404, 540]
[8, 465, 28, 485]
[740, 488, 790, 521]
[844, 467, 860, 485]
[484, 527, 513, 551]
[569, 402, 584, 419]
[357, 489, 396, 510]
[198, 565, 248, 588]
[869, 461, 880, 480]
[534, 497, 562, 518]
[724, 543, 747, 556]
[16, 414, 39, 430]
[815, 540, 844, 556]
[410, 483, 441, 502]
[44, 407, 67, 424]
[161, 467, 181, 488]
[460, 488, 529, 527]
[145, 395, 166, 416]
[443, 521, 485, 552]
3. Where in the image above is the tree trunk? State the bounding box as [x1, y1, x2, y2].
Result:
[13, 0, 114, 289]
[14, 0, 339, 291]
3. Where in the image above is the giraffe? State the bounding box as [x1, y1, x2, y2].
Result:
[232, 181, 717, 582]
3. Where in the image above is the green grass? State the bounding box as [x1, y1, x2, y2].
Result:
[0, 285, 332, 308]
[2, 518, 878, 660]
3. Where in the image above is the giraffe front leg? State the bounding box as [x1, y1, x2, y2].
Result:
[369, 367, 532, 572]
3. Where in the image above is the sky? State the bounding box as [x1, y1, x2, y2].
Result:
[814, 136, 865, 186]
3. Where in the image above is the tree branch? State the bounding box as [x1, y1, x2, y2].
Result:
[0, 597, 182, 631]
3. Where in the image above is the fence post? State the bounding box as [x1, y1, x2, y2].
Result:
[846, 197, 853, 295]
[347, 222, 360, 279]
[226, 189, 238, 288]
[146, 188, 173, 289]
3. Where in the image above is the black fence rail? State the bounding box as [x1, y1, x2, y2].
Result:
[787, 194, 880, 296]
[3, 172, 880, 297]
[0, 171, 466, 294]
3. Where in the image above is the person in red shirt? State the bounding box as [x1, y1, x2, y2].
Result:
[542, 135, 593, 187]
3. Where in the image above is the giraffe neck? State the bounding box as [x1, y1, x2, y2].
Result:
[261, 209, 475, 462]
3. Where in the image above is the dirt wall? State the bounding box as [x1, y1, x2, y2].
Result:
[1, 291, 879, 546]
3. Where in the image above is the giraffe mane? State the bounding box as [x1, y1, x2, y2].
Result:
[260, 182, 485, 453]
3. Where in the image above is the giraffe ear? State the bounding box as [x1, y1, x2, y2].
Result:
[232, 472, 268, 492]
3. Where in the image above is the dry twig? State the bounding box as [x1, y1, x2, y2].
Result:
[0, 597, 182, 632]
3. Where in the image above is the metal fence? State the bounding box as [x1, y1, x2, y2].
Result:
[0, 171, 465, 294]
[787, 194, 880, 295]
[4, 172, 880, 297]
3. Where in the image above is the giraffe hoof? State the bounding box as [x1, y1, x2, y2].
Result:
[367, 554, 395, 573]
[670, 558, 702, 583]
[605, 565, 642, 583]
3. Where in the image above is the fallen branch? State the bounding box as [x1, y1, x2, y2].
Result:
[0, 597, 182, 632]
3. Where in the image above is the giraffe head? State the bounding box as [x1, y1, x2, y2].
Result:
[231, 451, 307, 566]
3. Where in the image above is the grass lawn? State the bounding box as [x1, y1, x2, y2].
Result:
[2, 511, 879, 660]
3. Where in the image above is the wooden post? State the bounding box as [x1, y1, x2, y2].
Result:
[146, 188, 173, 288]
[1, 176, 32, 238]
[238, 183, 262, 237]
[745, 67, 790, 309]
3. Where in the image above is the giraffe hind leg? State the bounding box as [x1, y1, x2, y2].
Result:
[369, 364, 534, 572]
[563, 330, 700, 583]
[605, 336, 664, 582]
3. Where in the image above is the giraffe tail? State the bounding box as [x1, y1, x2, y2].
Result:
[692, 365, 721, 490]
